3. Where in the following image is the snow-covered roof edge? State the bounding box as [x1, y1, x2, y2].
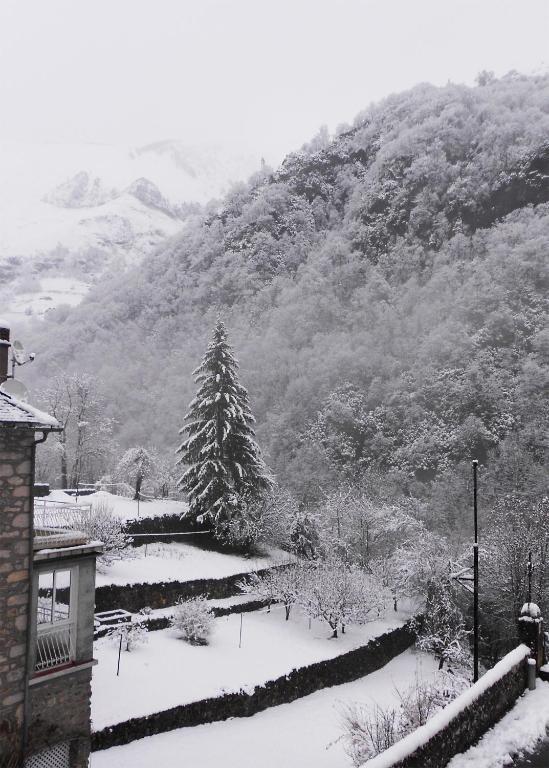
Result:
[365, 644, 531, 768]
[0, 390, 61, 430]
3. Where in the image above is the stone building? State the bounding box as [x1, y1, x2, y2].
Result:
[0, 323, 102, 768]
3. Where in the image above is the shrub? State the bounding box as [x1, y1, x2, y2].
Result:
[77, 497, 131, 571]
[172, 596, 214, 645]
[341, 701, 399, 766]
[340, 670, 469, 765]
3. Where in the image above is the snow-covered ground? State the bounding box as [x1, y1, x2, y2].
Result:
[95, 542, 285, 587]
[92, 647, 439, 768]
[91, 604, 411, 731]
[3, 276, 90, 327]
[446, 681, 549, 768]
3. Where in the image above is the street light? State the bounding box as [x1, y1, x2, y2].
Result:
[472, 459, 479, 683]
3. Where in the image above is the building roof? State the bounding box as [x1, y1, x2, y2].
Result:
[0, 390, 61, 430]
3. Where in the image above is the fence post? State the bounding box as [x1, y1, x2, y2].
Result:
[517, 603, 544, 671]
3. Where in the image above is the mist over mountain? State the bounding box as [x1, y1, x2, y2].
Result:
[26, 73, 549, 521]
[0, 140, 262, 326]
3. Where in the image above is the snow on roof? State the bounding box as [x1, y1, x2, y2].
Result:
[365, 644, 531, 768]
[0, 390, 61, 430]
[0, 318, 10, 328]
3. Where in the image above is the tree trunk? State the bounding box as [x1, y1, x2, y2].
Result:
[60, 434, 68, 489]
[134, 475, 143, 501]
[285, 605, 291, 621]
[438, 656, 445, 670]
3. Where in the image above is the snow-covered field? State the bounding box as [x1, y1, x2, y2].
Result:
[447, 681, 549, 768]
[92, 647, 438, 768]
[92, 604, 411, 730]
[3, 276, 89, 327]
[95, 542, 284, 587]
[44, 489, 188, 522]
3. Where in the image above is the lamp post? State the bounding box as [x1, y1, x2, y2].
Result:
[472, 459, 479, 683]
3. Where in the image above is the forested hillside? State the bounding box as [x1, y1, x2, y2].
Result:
[29, 72, 549, 526]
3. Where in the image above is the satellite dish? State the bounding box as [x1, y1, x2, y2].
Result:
[12, 340, 26, 365]
[0, 378, 29, 401]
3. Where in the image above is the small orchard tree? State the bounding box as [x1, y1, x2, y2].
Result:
[116, 446, 157, 500]
[240, 563, 303, 620]
[110, 622, 148, 652]
[176, 320, 272, 544]
[299, 559, 388, 638]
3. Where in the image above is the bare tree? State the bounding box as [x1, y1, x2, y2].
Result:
[38, 373, 115, 488]
[299, 558, 388, 638]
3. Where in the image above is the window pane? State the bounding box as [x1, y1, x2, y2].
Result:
[53, 570, 71, 622]
[37, 572, 54, 624]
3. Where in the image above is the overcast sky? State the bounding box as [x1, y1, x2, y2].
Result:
[1, 0, 547, 161]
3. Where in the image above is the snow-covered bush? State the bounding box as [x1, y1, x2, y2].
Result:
[341, 671, 469, 765]
[77, 497, 130, 571]
[109, 622, 148, 652]
[172, 596, 214, 645]
[341, 701, 399, 766]
[413, 580, 468, 670]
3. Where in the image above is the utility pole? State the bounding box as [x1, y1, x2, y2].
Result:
[528, 550, 533, 608]
[473, 459, 479, 683]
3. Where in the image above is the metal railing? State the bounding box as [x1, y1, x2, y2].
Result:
[35, 622, 74, 672]
[37, 604, 69, 624]
[34, 499, 92, 530]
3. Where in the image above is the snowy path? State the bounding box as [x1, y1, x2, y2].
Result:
[92, 648, 438, 768]
[447, 681, 549, 768]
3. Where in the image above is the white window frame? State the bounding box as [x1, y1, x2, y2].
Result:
[35, 566, 79, 672]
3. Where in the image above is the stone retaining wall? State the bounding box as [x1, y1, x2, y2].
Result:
[91, 566, 281, 613]
[365, 644, 530, 768]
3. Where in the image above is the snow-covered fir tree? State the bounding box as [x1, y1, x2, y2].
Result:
[177, 320, 272, 544]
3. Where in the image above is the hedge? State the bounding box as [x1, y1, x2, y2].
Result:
[93, 566, 282, 613]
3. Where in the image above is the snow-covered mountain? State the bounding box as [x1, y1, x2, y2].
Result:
[0, 141, 262, 327]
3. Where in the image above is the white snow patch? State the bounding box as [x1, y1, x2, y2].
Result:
[95, 542, 284, 587]
[447, 681, 549, 768]
[66, 490, 188, 521]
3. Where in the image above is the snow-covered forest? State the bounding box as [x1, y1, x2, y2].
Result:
[22, 71, 548, 661]
[28, 72, 547, 511]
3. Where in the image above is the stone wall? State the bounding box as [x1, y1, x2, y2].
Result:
[0, 429, 33, 763]
[27, 668, 92, 768]
[92, 565, 283, 613]
[365, 645, 530, 768]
